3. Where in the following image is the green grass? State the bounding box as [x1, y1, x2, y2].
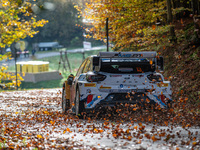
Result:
[38, 48, 108, 75]
[6, 48, 108, 90]
[20, 79, 62, 89]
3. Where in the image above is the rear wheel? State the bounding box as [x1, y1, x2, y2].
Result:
[62, 87, 70, 113]
[75, 89, 85, 118]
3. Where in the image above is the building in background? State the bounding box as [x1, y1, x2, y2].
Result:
[33, 42, 63, 51]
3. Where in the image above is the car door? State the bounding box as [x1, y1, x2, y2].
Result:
[82, 58, 92, 73]
[70, 59, 88, 102]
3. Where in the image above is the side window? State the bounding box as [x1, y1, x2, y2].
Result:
[88, 60, 92, 71]
[87, 57, 93, 72]
[76, 59, 87, 76]
[83, 59, 91, 73]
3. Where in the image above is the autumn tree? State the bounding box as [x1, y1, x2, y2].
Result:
[0, 0, 48, 89]
[0, 0, 48, 47]
[76, 0, 190, 51]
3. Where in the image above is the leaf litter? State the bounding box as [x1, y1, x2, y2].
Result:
[0, 89, 199, 150]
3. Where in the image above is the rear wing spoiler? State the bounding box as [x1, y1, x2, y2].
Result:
[98, 52, 157, 58]
[93, 51, 164, 72]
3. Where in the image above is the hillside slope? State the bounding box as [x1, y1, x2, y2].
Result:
[160, 17, 200, 104]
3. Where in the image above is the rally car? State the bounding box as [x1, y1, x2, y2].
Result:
[62, 51, 172, 117]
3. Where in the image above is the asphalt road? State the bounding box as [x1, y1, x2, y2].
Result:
[0, 46, 106, 67]
[0, 89, 199, 150]
[1, 46, 200, 149]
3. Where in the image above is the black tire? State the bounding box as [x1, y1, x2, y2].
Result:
[62, 87, 70, 114]
[75, 89, 85, 119]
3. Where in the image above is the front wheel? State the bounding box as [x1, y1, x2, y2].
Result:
[75, 89, 85, 118]
[62, 88, 70, 113]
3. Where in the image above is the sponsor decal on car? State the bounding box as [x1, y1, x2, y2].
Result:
[99, 86, 111, 89]
[87, 96, 99, 108]
[84, 83, 96, 87]
[156, 83, 169, 87]
[132, 75, 144, 77]
[118, 53, 132, 57]
[86, 89, 91, 94]
[153, 95, 166, 107]
[99, 89, 147, 93]
[110, 75, 122, 77]
[115, 53, 143, 58]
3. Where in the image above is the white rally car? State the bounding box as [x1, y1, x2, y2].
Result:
[62, 52, 172, 117]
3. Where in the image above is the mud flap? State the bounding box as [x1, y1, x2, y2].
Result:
[65, 81, 71, 100]
[64, 74, 74, 108]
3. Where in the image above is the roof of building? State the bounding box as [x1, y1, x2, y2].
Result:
[38, 42, 59, 47]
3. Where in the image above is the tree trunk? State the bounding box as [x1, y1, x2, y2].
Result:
[171, 0, 176, 9]
[167, 0, 177, 43]
[167, 0, 173, 23]
[191, 0, 200, 15]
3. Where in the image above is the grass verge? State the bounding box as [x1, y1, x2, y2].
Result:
[6, 48, 108, 90]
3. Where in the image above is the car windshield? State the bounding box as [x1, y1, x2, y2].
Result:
[100, 58, 155, 73]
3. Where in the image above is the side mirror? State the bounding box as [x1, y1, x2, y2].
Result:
[157, 56, 164, 71]
[67, 74, 74, 85]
